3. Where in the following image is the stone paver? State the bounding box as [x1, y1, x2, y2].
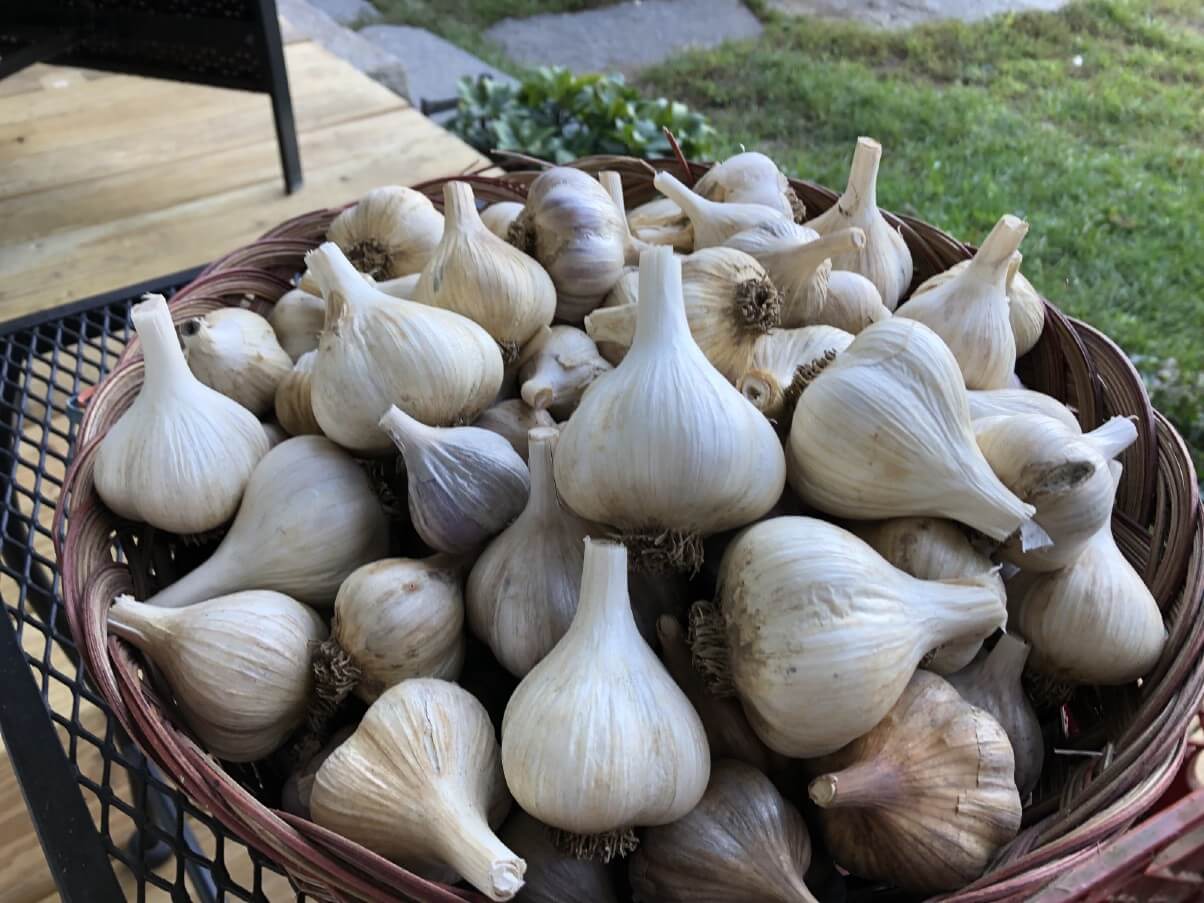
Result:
[485, 0, 763, 74]
[359, 25, 517, 108]
[278, 0, 408, 100]
[768, 0, 1065, 28]
[305, 0, 380, 27]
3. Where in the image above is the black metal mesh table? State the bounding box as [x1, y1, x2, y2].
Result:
[0, 272, 309, 902]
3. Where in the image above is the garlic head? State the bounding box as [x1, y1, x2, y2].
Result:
[695, 150, 803, 221]
[967, 386, 1080, 432]
[653, 170, 787, 250]
[481, 201, 525, 240]
[737, 325, 854, 421]
[179, 307, 292, 416]
[270, 286, 326, 361]
[820, 270, 890, 334]
[628, 196, 694, 252]
[274, 350, 322, 436]
[327, 185, 444, 279]
[472, 399, 557, 461]
[518, 325, 612, 418]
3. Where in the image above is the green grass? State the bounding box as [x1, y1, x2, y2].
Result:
[638, 0, 1204, 464]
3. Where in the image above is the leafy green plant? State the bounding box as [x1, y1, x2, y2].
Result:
[448, 67, 716, 163]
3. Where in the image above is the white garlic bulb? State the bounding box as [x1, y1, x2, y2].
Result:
[556, 247, 786, 574]
[306, 241, 503, 453]
[417, 182, 556, 362]
[821, 270, 891, 334]
[518, 326, 612, 419]
[326, 185, 444, 279]
[145, 436, 388, 609]
[472, 399, 557, 462]
[179, 307, 292, 416]
[628, 197, 693, 252]
[481, 201, 525, 240]
[373, 272, 421, 299]
[804, 137, 913, 310]
[967, 386, 1080, 432]
[274, 350, 322, 436]
[788, 318, 1041, 544]
[311, 679, 525, 900]
[261, 422, 288, 449]
[502, 539, 710, 857]
[898, 215, 1028, 389]
[380, 405, 530, 554]
[594, 266, 640, 365]
[468, 428, 593, 677]
[737, 325, 854, 420]
[653, 171, 787, 250]
[270, 286, 326, 361]
[699, 516, 1007, 757]
[107, 591, 325, 761]
[94, 295, 269, 534]
[695, 150, 802, 220]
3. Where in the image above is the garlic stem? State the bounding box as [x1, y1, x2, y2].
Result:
[378, 405, 433, 453]
[442, 180, 480, 230]
[841, 137, 881, 214]
[131, 295, 191, 384]
[437, 795, 526, 901]
[981, 633, 1030, 685]
[969, 215, 1028, 277]
[631, 247, 690, 355]
[526, 427, 563, 520]
[1005, 253, 1022, 292]
[764, 227, 866, 287]
[927, 576, 1009, 649]
[306, 241, 365, 326]
[653, 172, 709, 228]
[583, 304, 635, 349]
[572, 539, 634, 635]
[598, 171, 625, 216]
[809, 761, 902, 809]
[1083, 416, 1138, 461]
[107, 596, 172, 649]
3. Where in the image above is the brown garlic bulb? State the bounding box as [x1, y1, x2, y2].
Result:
[500, 811, 619, 903]
[947, 634, 1044, 797]
[630, 759, 819, 903]
[809, 670, 1021, 894]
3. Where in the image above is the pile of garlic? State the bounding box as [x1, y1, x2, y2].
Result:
[94, 144, 1167, 901]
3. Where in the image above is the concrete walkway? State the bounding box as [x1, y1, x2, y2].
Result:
[768, 0, 1065, 28]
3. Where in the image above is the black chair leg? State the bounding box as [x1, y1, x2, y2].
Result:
[253, 0, 303, 194]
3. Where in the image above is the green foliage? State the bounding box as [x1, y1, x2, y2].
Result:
[448, 67, 717, 163]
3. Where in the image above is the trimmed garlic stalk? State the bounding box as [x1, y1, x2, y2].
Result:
[809, 671, 1021, 894]
[274, 351, 322, 437]
[518, 326, 612, 418]
[822, 270, 890, 334]
[695, 151, 804, 221]
[327, 185, 444, 279]
[500, 812, 619, 903]
[306, 241, 503, 452]
[380, 406, 530, 554]
[787, 318, 1042, 544]
[695, 516, 1006, 758]
[94, 295, 269, 534]
[967, 386, 1080, 432]
[804, 137, 913, 310]
[107, 591, 325, 762]
[501, 539, 710, 859]
[180, 307, 292, 416]
[311, 679, 525, 901]
[947, 634, 1044, 797]
[898, 215, 1028, 389]
[472, 399, 557, 462]
[270, 286, 325, 361]
[653, 171, 787, 250]
[556, 247, 786, 574]
[145, 436, 388, 609]
[737, 325, 854, 421]
[481, 201, 525, 240]
[417, 182, 556, 362]
[467, 428, 593, 677]
[628, 197, 693, 252]
[630, 760, 819, 903]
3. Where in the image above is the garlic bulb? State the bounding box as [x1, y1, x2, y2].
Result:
[556, 247, 785, 573]
[510, 167, 632, 323]
[307, 241, 503, 452]
[373, 272, 421, 298]
[482, 201, 526, 240]
[274, 350, 322, 436]
[270, 287, 326, 361]
[417, 182, 556, 362]
[1010, 519, 1166, 685]
[107, 591, 325, 762]
[500, 811, 619, 903]
[326, 185, 444, 279]
[808, 670, 1021, 894]
[737, 325, 854, 420]
[788, 318, 1040, 544]
[628, 197, 693, 252]
[180, 307, 292, 416]
[501, 539, 710, 858]
[630, 759, 819, 903]
[698, 516, 1006, 757]
[653, 171, 787, 250]
[594, 266, 640, 365]
[821, 270, 890, 334]
[145, 436, 388, 609]
[695, 151, 803, 221]
[317, 556, 465, 707]
[976, 414, 1137, 570]
[898, 215, 1028, 389]
[967, 386, 1080, 432]
[380, 405, 529, 554]
[467, 428, 592, 676]
[94, 295, 269, 534]
[261, 422, 288, 448]
[804, 137, 913, 310]
[281, 725, 354, 820]
[947, 634, 1044, 797]
[311, 679, 525, 900]
[658, 616, 780, 773]
[472, 399, 557, 462]
[518, 326, 612, 418]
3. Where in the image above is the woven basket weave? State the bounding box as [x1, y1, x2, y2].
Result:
[57, 155, 1204, 902]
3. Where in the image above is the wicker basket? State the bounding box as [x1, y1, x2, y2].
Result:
[56, 155, 1204, 902]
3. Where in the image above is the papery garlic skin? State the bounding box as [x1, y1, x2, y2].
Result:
[628, 197, 694, 253]
[327, 185, 444, 279]
[146, 436, 388, 609]
[821, 270, 890, 334]
[180, 307, 292, 416]
[804, 137, 912, 310]
[482, 201, 526, 240]
[311, 679, 525, 901]
[967, 387, 1080, 432]
[270, 287, 326, 361]
[373, 272, 421, 298]
[94, 295, 269, 534]
[307, 241, 503, 452]
[898, 215, 1028, 389]
[737, 325, 854, 420]
[501, 539, 710, 845]
[788, 317, 1038, 543]
[654, 171, 787, 250]
[472, 399, 557, 462]
[518, 326, 612, 419]
[381, 406, 530, 554]
[417, 182, 556, 361]
[108, 591, 325, 762]
[695, 151, 802, 221]
[261, 422, 288, 449]
[501, 811, 619, 903]
[711, 517, 1007, 758]
[274, 350, 323, 436]
[594, 267, 639, 365]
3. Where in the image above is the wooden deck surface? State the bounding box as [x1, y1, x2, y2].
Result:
[0, 30, 489, 902]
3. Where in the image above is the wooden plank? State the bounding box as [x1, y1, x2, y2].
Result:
[0, 64, 109, 101]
